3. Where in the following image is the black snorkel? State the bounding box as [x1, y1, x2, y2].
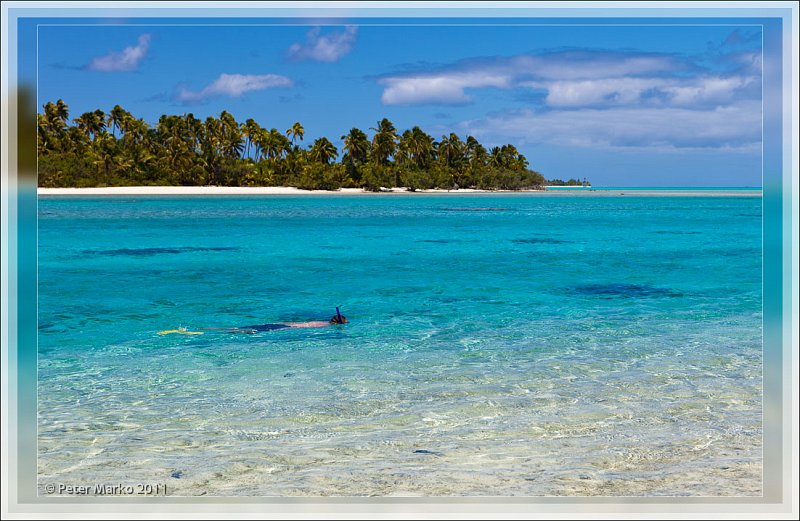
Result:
[335, 306, 343, 324]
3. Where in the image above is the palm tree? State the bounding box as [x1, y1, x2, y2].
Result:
[405, 126, 435, 169]
[42, 100, 69, 135]
[396, 130, 412, 168]
[181, 113, 203, 154]
[37, 113, 54, 152]
[73, 110, 107, 140]
[222, 124, 244, 159]
[514, 151, 529, 170]
[257, 128, 288, 163]
[241, 118, 261, 160]
[197, 116, 225, 183]
[39, 99, 71, 153]
[54, 99, 69, 127]
[252, 127, 268, 161]
[342, 128, 370, 165]
[465, 135, 488, 176]
[286, 122, 305, 145]
[40, 99, 71, 155]
[437, 133, 465, 169]
[370, 118, 397, 165]
[108, 105, 131, 139]
[92, 110, 107, 136]
[64, 126, 90, 153]
[262, 129, 279, 162]
[125, 118, 149, 146]
[489, 146, 504, 169]
[90, 132, 118, 184]
[309, 137, 338, 165]
[274, 129, 292, 160]
[216, 111, 243, 159]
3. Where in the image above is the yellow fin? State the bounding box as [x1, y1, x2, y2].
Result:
[157, 329, 204, 335]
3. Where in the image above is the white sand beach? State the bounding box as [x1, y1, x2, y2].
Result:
[37, 186, 762, 197]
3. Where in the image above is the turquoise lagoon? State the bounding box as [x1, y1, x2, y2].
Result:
[37, 193, 763, 496]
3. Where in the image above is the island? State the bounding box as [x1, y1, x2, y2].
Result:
[37, 100, 577, 192]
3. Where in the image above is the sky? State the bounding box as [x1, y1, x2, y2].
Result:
[36, 21, 765, 186]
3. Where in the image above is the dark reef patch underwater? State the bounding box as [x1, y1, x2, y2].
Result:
[512, 237, 571, 244]
[84, 246, 240, 257]
[571, 283, 684, 298]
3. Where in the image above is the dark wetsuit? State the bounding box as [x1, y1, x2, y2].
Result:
[241, 323, 292, 332]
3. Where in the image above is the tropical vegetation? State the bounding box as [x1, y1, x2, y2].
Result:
[547, 178, 591, 186]
[38, 100, 557, 191]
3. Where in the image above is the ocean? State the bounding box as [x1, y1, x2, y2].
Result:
[37, 193, 763, 496]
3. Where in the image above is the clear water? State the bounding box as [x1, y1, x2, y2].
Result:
[37, 194, 763, 496]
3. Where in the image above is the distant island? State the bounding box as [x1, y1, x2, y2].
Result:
[547, 178, 591, 187]
[37, 100, 586, 192]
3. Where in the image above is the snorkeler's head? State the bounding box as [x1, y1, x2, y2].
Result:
[329, 306, 346, 324]
[331, 307, 347, 324]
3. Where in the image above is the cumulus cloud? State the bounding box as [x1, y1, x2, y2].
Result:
[660, 76, 756, 106]
[87, 34, 151, 72]
[288, 26, 357, 62]
[515, 51, 685, 80]
[460, 100, 762, 153]
[177, 73, 293, 102]
[377, 51, 687, 106]
[525, 77, 666, 107]
[730, 51, 763, 75]
[376, 49, 761, 110]
[522, 75, 758, 107]
[380, 72, 511, 106]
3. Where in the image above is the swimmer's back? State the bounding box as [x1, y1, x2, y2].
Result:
[281, 321, 331, 328]
[238, 321, 330, 331]
[240, 323, 292, 331]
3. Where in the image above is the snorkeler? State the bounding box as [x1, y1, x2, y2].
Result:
[160, 308, 347, 335]
[233, 307, 348, 332]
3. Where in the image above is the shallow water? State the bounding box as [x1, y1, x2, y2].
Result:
[37, 194, 762, 496]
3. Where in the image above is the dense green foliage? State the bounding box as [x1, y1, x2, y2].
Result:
[38, 100, 547, 190]
[547, 178, 590, 186]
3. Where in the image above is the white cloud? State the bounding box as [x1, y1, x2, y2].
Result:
[737, 51, 762, 74]
[376, 49, 762, 111]
[87, 34, 151, 72]
[288, 26, 357, 62]
[522, 75, 757, 107]
[461, 100, 762, 152]
[380, 72, 510, 106]
[661, 76, 755, 105]
[377, 51, 686, 106]
[528, 77, 666, 106]
[513, 53, 682, 80]
[177, 73, 293, 102]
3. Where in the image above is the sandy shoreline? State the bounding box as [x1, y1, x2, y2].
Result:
[37, 186, 762, 197]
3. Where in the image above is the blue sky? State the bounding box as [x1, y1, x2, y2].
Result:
[37, 21, 764, 186]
